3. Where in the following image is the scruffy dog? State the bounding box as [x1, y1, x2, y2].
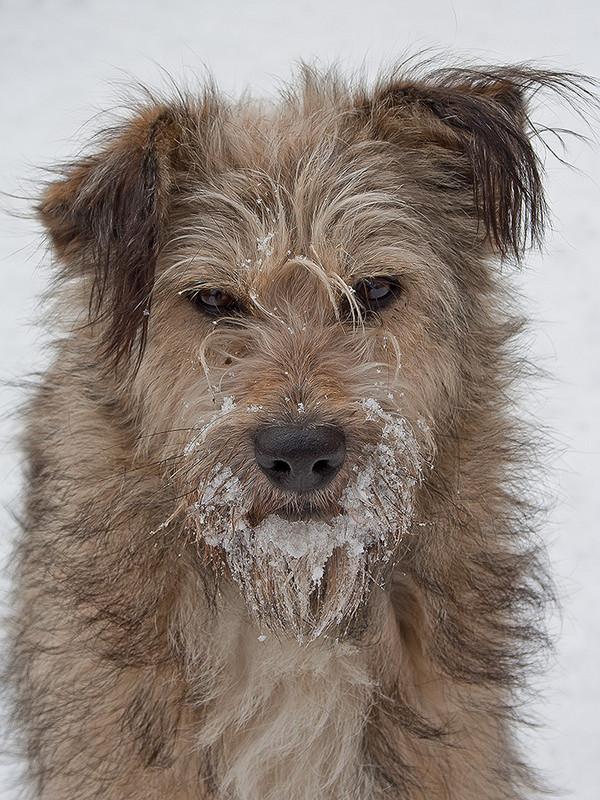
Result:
[8, 64, 587, 799]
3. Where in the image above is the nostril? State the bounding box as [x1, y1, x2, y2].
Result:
[313, 459, 332, 476]
[272, 459, 291, 475]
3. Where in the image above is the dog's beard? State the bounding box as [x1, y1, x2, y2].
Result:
[186, 400, 424, 640]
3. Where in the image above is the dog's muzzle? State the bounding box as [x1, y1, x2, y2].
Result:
[254, 425, 346, 492]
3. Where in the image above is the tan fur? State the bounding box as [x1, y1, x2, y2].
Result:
[7, 63, 592, 798]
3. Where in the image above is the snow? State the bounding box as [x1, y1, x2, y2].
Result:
[1, 0, 599, 796]
[184, 395, 237, 454]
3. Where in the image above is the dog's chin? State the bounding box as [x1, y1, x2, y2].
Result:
[194, 497, 395, 641]
[210, 531, 377, 641]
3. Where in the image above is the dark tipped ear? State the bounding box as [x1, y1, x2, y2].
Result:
[39, 103, 192, 366]
[364, 69, 551, 260]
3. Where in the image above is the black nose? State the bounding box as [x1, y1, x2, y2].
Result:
[254, 425, 346, 492]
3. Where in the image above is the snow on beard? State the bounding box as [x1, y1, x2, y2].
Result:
[185, 398, 425, 640]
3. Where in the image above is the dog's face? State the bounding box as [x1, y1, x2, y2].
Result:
[136, 147, 453, 638]
[39, 68, 551, 638]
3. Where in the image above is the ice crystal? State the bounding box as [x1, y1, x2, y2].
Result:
[256, 232, 275, 258]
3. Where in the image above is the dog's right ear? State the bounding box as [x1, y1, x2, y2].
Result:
[39, 102, 199, 366]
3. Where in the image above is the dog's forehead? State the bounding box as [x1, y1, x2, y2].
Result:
[166, 139, 418, 296]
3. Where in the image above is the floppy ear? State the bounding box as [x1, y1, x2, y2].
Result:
[363, 68, 580, 260]
[39, 103, 193, 366]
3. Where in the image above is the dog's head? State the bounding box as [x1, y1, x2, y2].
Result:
[39, 66, 580, 638]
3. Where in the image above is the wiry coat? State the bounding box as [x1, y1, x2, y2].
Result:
[7, 64, 588, 799]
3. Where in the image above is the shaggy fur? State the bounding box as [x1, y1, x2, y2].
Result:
[7, 63, 590, 799]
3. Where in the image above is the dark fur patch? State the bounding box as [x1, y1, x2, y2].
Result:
[39, 106, 188, 365]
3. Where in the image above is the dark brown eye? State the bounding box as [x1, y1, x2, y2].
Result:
[354, 277, 401, 312]
[187, 288, 239, 316]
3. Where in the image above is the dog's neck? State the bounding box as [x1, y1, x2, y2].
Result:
[177, 580, 392, 800]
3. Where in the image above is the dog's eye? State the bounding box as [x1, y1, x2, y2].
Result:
[354, 277, 401, 312]
[187, 288, 239, 316]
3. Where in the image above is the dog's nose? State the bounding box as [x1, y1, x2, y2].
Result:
[254, 425, 346, 492]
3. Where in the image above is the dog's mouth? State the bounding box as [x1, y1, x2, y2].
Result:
[184, 399, 426, 638]
[245, 493, 343, 528]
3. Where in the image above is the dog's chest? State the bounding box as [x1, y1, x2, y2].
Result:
[187, 598, 377, 800]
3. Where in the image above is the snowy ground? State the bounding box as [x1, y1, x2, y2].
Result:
[0, 0, 598, 797]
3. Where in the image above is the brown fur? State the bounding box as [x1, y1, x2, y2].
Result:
[6, 63, 591, 798]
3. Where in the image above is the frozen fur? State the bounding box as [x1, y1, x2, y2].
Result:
[6, 63, 591, 798]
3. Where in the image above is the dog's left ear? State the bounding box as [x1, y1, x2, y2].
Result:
[39, 103, 196, 366]
[361, 69, 557, 260]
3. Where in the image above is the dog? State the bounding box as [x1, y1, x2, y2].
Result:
[7, 63, 588, 799]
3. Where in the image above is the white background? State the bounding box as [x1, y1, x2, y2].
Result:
[0, 1, 598, 797]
